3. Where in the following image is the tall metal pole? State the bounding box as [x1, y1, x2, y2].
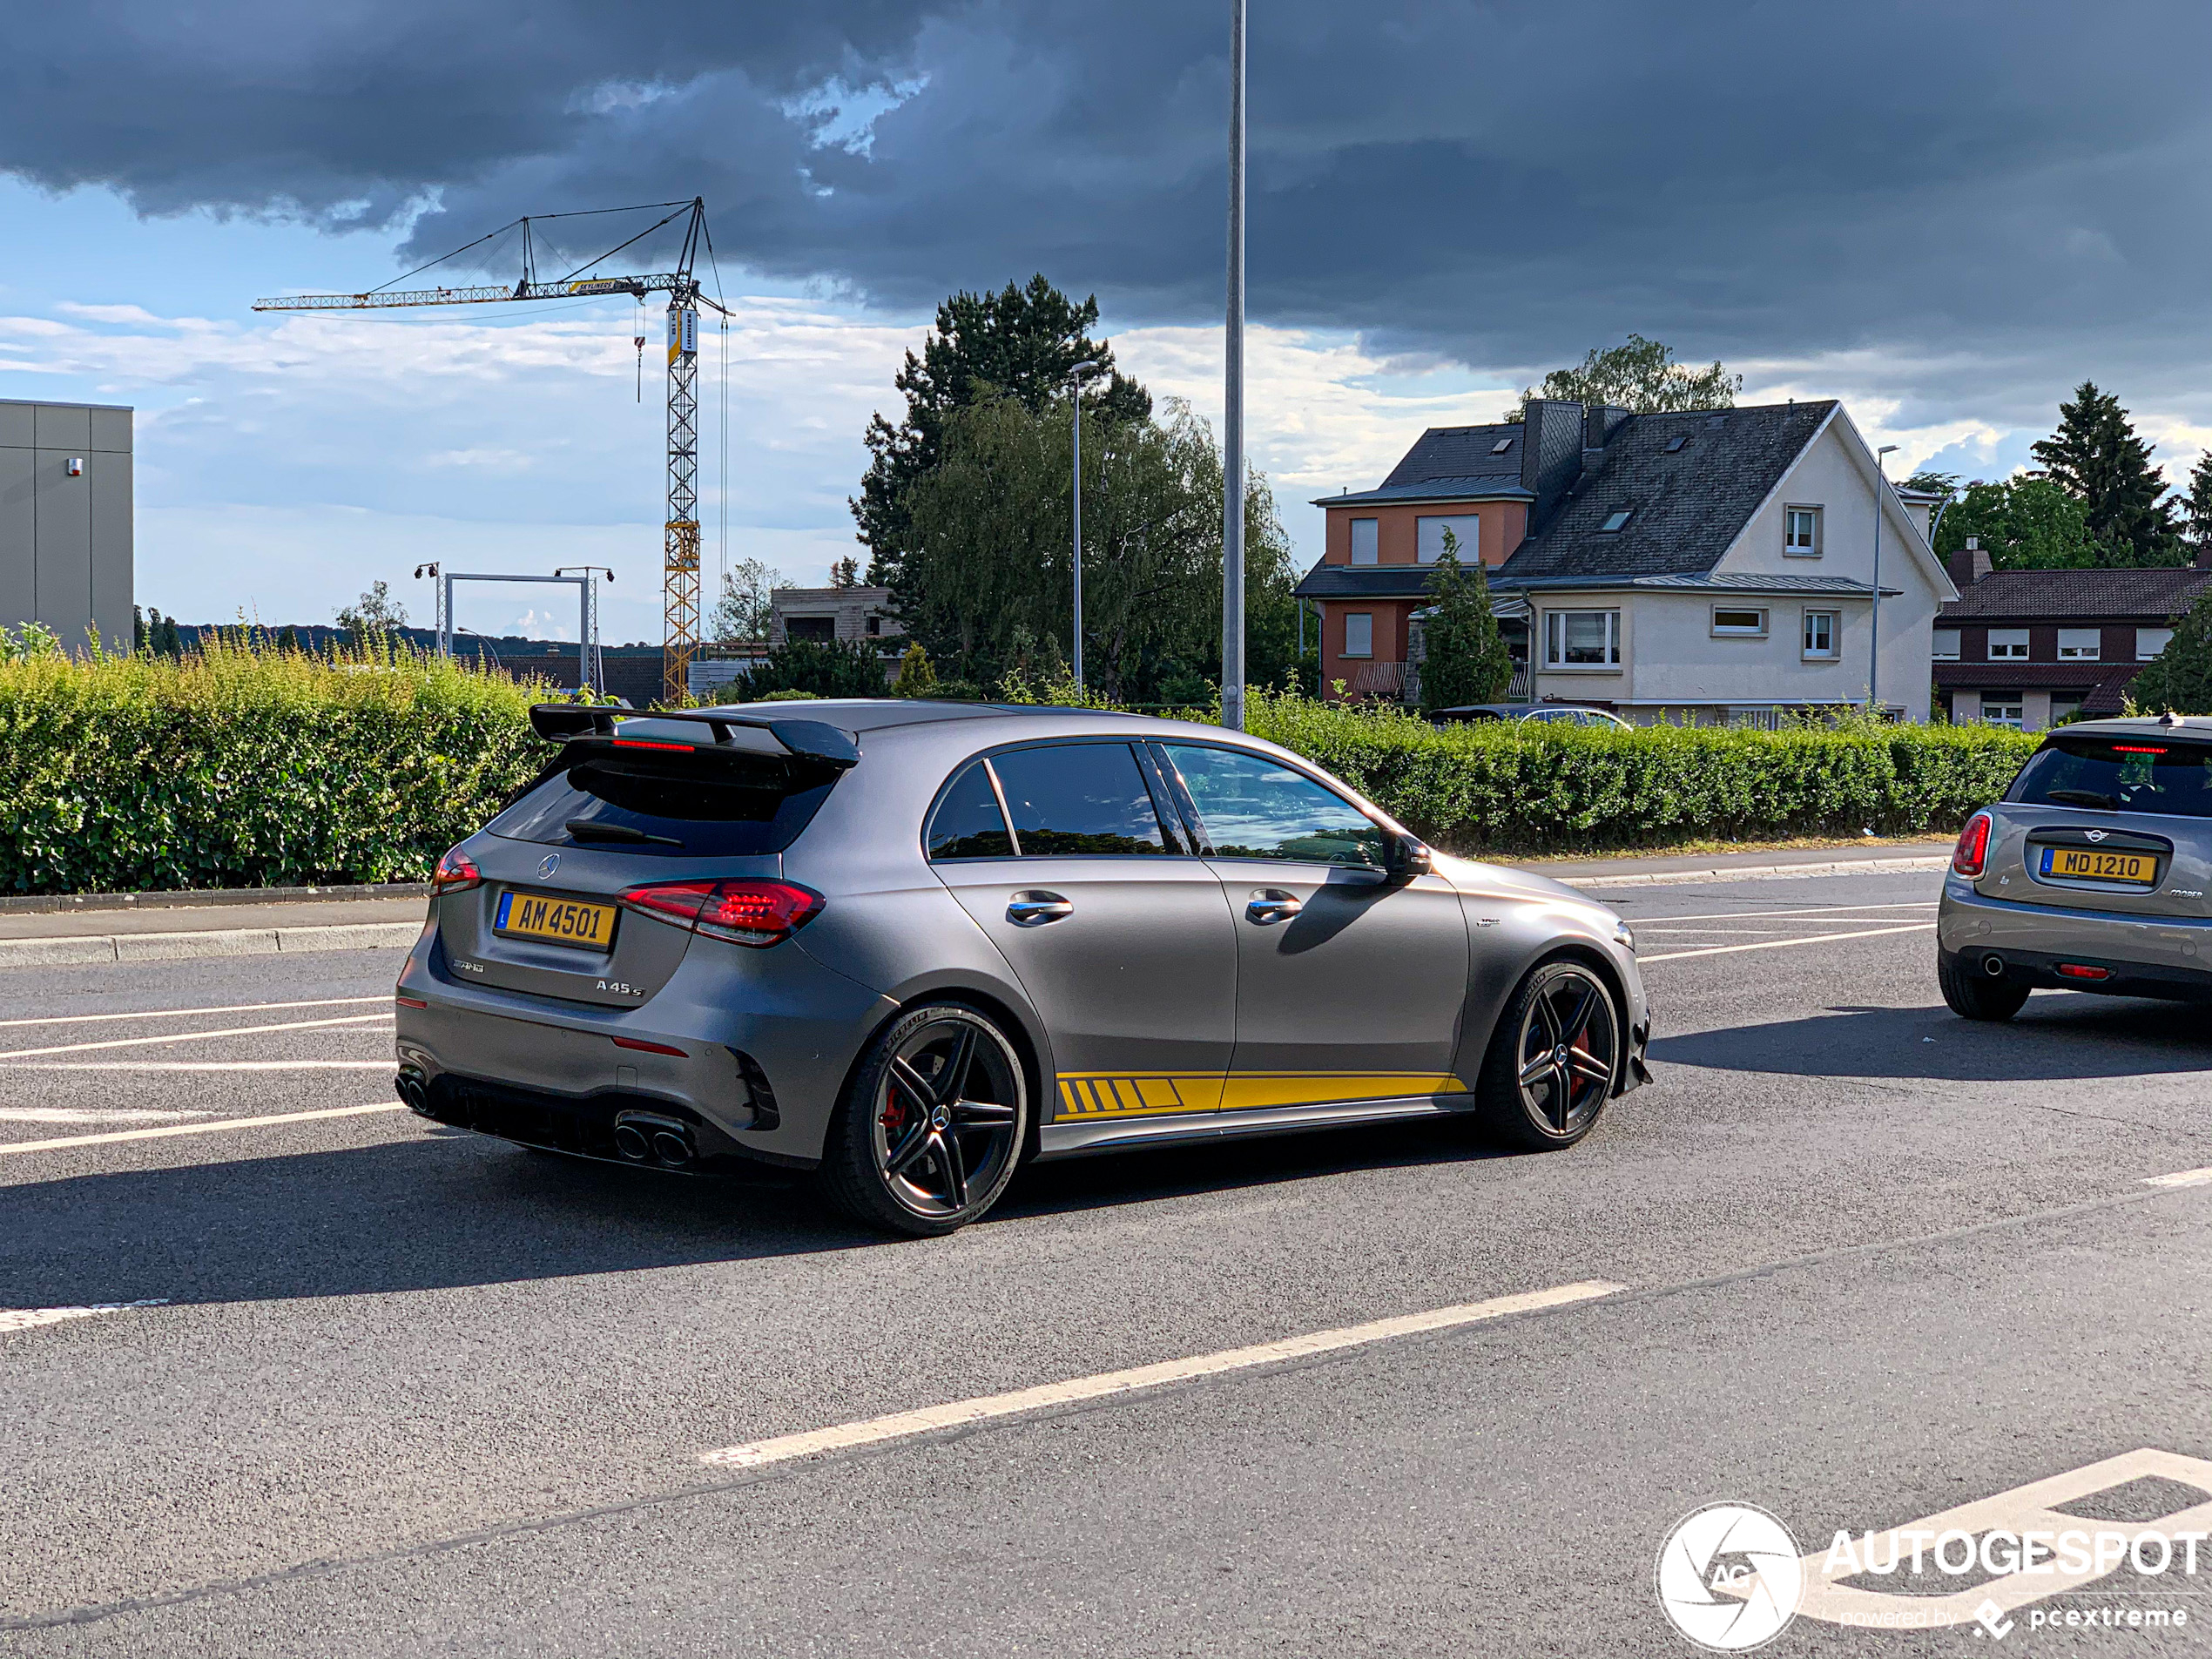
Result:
[1072, 379, 1085, 694]
[1871, 443, 1897, 718]
[1220, 0, 1248, 730]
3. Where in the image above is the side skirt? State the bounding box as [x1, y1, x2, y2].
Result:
[1034, 1093, 1468, 1161]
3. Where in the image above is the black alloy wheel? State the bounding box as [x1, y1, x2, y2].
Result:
[822, 1003, 1028, 1236]
[1475, 959, 1621, 1150]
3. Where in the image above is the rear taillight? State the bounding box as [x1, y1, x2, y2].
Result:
[1952, 812, 1993, 877]
[432, 845, 482, 895]
[620, 879, 824, 948]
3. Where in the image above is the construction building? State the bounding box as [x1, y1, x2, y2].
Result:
[1, 398, 134, 651]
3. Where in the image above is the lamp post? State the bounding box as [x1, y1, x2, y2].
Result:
[1871, 444, 1898, 718]
[1069, 360, 1105, 692]
[1221, 0, 1247, 730]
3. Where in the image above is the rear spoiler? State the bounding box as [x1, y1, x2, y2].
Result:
[529, 704, 861, 770]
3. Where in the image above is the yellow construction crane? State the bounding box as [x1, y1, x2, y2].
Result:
[254, 198, 727, 704]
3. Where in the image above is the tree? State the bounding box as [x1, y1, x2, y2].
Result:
[829, 556, 861, 589]
[738, 637, 888, 699]
[2029, 381, 2181, 565]
[335, 580, 408, 639]
[1416, 531, 1514, 712]
[707, 556, 786, 643]
[2183, 451, 2212, 564]
[1933, 476, 2103, 569]
[1507, 334, 1739, 421]
[891, 642, 939, 697]
[2128, 588, 2212, 713]
[853, 275, 1150, 587]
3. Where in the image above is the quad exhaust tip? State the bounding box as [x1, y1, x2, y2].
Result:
[613, 1111, 696, 1170]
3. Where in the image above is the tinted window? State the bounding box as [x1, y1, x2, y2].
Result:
[2008, 738, 2212, 819]
[927, 761, 1015, 860]
[489, 758, 836, 856]
[990, 743, 1168, 856]
[1161, 745, 1385, 867]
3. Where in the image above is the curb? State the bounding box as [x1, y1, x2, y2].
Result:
[0, 920, 423, 968]
[0, 882, 431, 918]
[1562, 853, 1950, 892]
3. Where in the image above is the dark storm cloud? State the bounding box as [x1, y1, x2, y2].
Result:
[8, 2, 2211, 421]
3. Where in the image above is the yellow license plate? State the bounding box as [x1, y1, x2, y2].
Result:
[495, 890, 617, 949]
[2042, 846, 2155, 885]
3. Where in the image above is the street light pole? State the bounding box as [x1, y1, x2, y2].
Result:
[1221, 0, 1247, 731]
[1069, 360, 1104, 694]
[1872, 443, 1898, 718]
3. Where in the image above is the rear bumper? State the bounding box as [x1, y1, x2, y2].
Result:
[1938, 877, 2212, 1003]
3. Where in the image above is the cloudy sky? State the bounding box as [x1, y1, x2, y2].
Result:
[3, 0, 2208, 643]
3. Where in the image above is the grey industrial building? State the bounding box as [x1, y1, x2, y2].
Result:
[1, 398, 134, 651]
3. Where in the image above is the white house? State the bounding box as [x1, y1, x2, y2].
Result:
[1295, 398, 1956, 722]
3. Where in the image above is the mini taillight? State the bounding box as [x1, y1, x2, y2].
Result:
[1952, 812, 1993, 877]
[620, 879, 824, 948]
[432, 846, 482, 895]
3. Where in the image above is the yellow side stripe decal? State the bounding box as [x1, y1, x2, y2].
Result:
[1052, 1072, 1468, 1120]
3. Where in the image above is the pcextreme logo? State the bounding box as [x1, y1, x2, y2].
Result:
[1657, 1450, 2212, 1649]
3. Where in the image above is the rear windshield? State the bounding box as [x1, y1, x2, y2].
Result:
[2007, 737, 2212, 819]
[487, 756, 837, 856]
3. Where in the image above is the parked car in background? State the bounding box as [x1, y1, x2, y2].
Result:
[1433, 703, 1633, 731]
[395, 701, 1651, 1236]
[1937, 713, 2212, 1020]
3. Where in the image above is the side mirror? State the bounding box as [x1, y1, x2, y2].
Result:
[1385, 833, 1433, 880]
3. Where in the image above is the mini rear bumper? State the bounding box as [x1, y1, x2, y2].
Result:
[1938, 878, 2212, 1003]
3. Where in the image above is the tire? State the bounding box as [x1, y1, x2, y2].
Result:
[1474, 957, 1622, 1151]
[1938, 950, 2031, 1022]
[819, 1002, 1029, 1237]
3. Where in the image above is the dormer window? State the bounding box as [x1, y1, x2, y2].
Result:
[1599, 509, 1632, 533]
[1490, 437, 1514, 455]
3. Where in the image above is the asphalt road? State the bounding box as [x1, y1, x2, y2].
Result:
[3, 870, 2210, 1656]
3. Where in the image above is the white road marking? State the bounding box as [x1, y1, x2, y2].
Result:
[0, 1300, 170, 1334]
[2144, 1166, 2212, 1189]
[0, 1107, 211, 1123]
[0, 995, 386, 1031]
[1625, 902, 1938, 925]
[1639, 922, 1936, 964]
[0, 1061, 395, 1072]
[0, 1013, 392, 1062]
[0, 1102, 407, 1157]
[698, 1279, 1627, 1471]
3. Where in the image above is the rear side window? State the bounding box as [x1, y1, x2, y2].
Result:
[2008, 738, 2212, 819]
[926, 761, 1015, 860]
[988, 742, 1169, 856]
[1160, 744, 1386, 867]
[489, 758, 836, 856]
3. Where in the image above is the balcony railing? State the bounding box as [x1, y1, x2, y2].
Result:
[1342, 659, 1406, 700]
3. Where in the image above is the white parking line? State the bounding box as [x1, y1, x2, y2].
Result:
[0, 995, 386, 1032]
[2143, 1167, 2212, 1190]
[698, 1279, 1626, 1470]
[1639, 922, 1936, 964]
[0, 1102, 407, 1157]
[0, 1013, 392, 1062]
[0, 1300, 169, 1334]
[0, 1107, 211, 1123]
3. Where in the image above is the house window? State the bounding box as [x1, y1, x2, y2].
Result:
[1803, 610, 1838, 659]
[1598, 509, 1632, 533]
[1544, 610, 1621, 668]
[1349, 518, 1379, 565]
[1343, 612, 1373, 658]
[785, 615, 834, 642]
[1490, 436, 1514, 455]
[1784, 505, 1823, 556]
[2057, 628, 2100, 660]
[1979, 698, 2025, 728]
[1988, 629, 2029, 660]
[2139, 627, 2174, 661]
[1932, 629, 1960, 661]
[1711, 607, 1768, 637]
[1416, 515, 1481, 563]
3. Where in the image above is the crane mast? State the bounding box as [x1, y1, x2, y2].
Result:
[254, 198, 724, 705]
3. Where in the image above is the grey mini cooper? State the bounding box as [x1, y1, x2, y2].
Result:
[1939, 713, 2212, 1020]
[395, 701, 1650, 1235]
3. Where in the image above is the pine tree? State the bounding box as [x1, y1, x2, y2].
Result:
[892, 641, 939, 698]
[133, 605, 147, 653]
[1416, 532, 1514, 711]
[2128, 588, 2212, 713]
[2029, 381, 2181, 565]
[2183, 451, 2212, 564]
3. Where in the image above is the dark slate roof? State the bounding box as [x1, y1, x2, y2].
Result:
[1314, 475, 1534, 508]
[1292, 564, 1446, 601]
[1312, 421, 1531, 508]
[1935, 662, 2149, 715]
[1499, 401, 1838, 582]
[1938, 567, 2212, 624]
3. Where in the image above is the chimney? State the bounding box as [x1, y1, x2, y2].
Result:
[1521, 400, 1587, 533]
[1946, 534, 1993, 590]
[2197, 537, 2212, 570]
[1582, 403, 1630, 452]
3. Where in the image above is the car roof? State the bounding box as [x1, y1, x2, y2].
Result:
[691, 698, 1165, 734]
[2040, 714, 2212, 740]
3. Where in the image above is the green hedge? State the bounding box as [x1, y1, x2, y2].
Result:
[1244, 694, 2038, 854]
[0, 637, 544, 895]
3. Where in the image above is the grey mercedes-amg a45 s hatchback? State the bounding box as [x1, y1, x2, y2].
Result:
[1939, 712, 2212, 1021]
[394, 700, 1650, 1235]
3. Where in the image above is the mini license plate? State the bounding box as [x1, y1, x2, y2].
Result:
[495, 890, 618, 950]
[2040, 846, 2156, 886]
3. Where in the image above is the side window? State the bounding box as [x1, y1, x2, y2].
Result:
[926, 761, 1014, 860]
[990, 742, 1169, 856]
[1160, 745, 1386, 868]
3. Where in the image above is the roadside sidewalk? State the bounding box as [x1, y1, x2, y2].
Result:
[1513, 840, 1953, 890]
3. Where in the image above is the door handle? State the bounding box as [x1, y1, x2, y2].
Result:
[1245, 888, 1303, 924]
[1007, 891, 1075, 926]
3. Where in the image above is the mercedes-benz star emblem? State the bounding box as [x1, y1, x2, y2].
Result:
[538, 853, 562, 879]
